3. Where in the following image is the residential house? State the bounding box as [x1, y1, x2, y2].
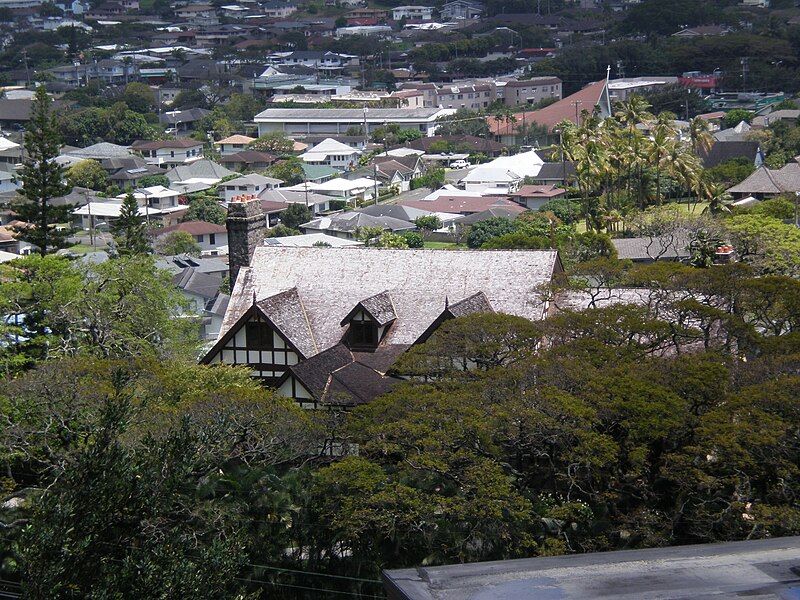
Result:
[510, 184, 566, 210]
[157, 220, 228, 252]
[220, 173, 282, 201]
[391, 5, 433, 20]
[172, 266, 229, 339]
[460, 149, 545, 193]
[155, 253, 229, 280]
[727, 157, 800, 199]
[287, 177, 378, 203]
[530, 162, 577, 186]
[165, 159, 235, 185]
[300, 211, 416, 239]
[131, 139, 204, 167]
[399, 195, 525, 216]
[258, 187, 333, 214]
[440, 0, 484, 19]
[701, 141, 764, 169]
[201, 195, 562, 406]
[263, 0, 296, 18]
[672, 25, 730, 37]
[159, 108, 212, 133]
[175, 3, 219, 26]
[215, 134, 255, 155]
[0, 136, 23, 171]
[300, 137, 362, 169]
[218, 150, 278, 172]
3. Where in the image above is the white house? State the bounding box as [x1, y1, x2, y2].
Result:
[156, 220, 228, 253]
[391, 5, 433, 20]
[286, 177, 378, 203]
[220, 174, 282, 201]
[300, 138, 361, 169]
[215, 134, 255, 156]
[460, 150, 544, 193]
[118, 185, 183, 211]
[130, 140, 204, 168]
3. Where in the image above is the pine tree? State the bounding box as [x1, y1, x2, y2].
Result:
[13, 86, 70, 256]
[111, 193, 149, 255]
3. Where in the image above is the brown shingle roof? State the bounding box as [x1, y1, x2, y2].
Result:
[159, 220, 226, 236]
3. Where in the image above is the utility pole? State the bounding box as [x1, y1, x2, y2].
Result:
[373, 162, 378, 204]
[741, 57, 749, 92]
[572, 100, 583, 124]
[22, 49, 30, 88]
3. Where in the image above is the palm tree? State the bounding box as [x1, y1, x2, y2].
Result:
[701, 183, 733, 215]
[688, 116, 714, 157]
[650, 113, 678, 205]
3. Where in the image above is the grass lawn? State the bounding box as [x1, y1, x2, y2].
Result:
[69, 243, 105, 255]
[423, 241, 463, 249]
[574, 201, 711, 233]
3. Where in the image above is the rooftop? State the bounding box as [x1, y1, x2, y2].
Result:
[383, 536, 800, 600]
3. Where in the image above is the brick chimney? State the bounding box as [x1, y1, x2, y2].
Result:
[226, 194, 265, 286]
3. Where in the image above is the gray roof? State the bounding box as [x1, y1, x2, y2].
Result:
[702, 141, 761, 168]
[156, 254, 228, 277]
[383, 536, 800, 600]
[728, 160, 800, 195]
[257, 287, 317, 357]
[222, 247, 561, 354]
[223, 173, 282, 187]
[301, 212, 416, 234]
[254, 107, 448, 121]
[173, 267, 222, 299]
[357, 204, 435, 221]
[159, 108, 211, 125]
[165, 160, 234, 182]
[612, 236, 690, 262]
[66, 142, 134, 160]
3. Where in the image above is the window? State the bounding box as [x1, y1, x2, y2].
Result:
[246, 322, 274, 349]
[209, 233, 216, 245]
[195, 235, 203, 242]
[348, 321, 377, 348]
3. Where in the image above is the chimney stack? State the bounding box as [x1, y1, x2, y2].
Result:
[226, 194, 265, 286]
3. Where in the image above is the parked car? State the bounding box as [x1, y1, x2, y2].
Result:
[450, 159, 470, 169]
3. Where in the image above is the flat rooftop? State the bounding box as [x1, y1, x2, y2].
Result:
[383, 536, 800, 600]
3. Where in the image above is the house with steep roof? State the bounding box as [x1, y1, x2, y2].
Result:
[300, 137, 362, 169]
[200, 195, 563, 406]
[300, 211, 416, 239]
[488, 80, 612, 145]
[218, 150, 278, 172]
[460, 149, 544, 193]
[727, 157, 800, 199]
[172, 266, 229, 338]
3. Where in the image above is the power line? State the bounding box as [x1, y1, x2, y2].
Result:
[236, 576, 385, 599]
[246, 562, 382, 584]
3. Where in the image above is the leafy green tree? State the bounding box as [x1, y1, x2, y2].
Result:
[13, 86, 70, 256]
[466, 217, 516, 248]
[268, 157, 305, 186]
[704, 157, 756, 187]
[183, 196, 226, 225]
[401, 230, 424, 248]
[121, 82, 156, 114]
[155, 230, 201, 256]
[725, 109, 754, 128]
[264, 224, 300, 238]
[280, 203, 311, 229]
[250, 132, 294, 154]
[0, 255, 197, 361]
[410, 167, 445, 190]
[111, 193, 149, 256]
[137, 174, 170, 188]
[67, 159, 109, 191]
[374, 232, 409, 248]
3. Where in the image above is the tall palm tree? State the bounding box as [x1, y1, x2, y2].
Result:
[650, 113, 679, 205]
[688, 116, 714, 157]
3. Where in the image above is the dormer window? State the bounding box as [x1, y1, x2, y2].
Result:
[341, 291, 396, 352]
[348, 311, 379, 350]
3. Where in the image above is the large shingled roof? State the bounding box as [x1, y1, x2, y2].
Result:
[221, 247, 561, 355]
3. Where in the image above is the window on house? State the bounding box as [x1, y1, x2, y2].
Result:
[209, 233, 215, 245]
[195, 235, 203, 242]
[348, 321, 377, 349]
[246, 322, 274, 350]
